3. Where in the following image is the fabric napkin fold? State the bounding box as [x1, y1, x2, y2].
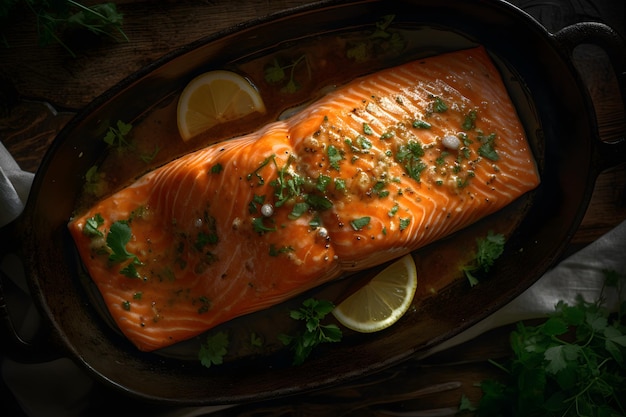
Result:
[0, 142, 33, 228]
[1, 143, 625, 416]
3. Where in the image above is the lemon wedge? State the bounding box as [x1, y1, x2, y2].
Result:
[332, 254, 418, 333]
[176, 70, 266, 141]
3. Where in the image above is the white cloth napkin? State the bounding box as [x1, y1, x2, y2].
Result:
[1, 143, 625, 416]
[0, 142, 33, 228]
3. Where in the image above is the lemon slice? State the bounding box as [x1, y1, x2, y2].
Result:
[177, 70, 266, 141]
[332, 254, 417, 333]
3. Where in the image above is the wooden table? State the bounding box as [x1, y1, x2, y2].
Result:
[1, 0, 624, 415]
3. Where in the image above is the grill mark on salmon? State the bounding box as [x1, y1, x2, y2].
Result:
[68, 47, 540, 351]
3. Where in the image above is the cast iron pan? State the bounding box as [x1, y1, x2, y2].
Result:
[1, 0, 625, 405]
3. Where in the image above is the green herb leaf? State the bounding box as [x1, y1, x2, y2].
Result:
[327, 145, 343, 170]
[461, 231, 505, 287]
[279, 298, 342, 365]
[396, 140, 426, 182]
[106, 220, 138, 263]
[462, 110, 478, 131]
[412, 119, 431, 129]
[432, 96, 448, 113]
[350, 216, 371, 231]
[252, 217, 276, 234]
[264, 55, 309, 93]
[84, 213, 104, 237]
[288, 202, 309, 219]
[474, 270, 626, 417]
[103, 120, 133, 149]
[4, 0, 128, 57]
[477, 132, 499, 161]
[198, 331, 229, 368]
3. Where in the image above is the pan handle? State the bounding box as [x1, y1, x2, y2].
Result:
[0, 220, 61, 363]
[553, 22, 626, 170]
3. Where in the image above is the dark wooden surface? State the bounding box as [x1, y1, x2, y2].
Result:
[1, 0, 624, 415]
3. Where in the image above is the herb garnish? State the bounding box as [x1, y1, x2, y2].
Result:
[83, 165, 108, 197]
[477, 132, 499, 161]
[106, 220, 142, 277]
[264, 54, 310, 93]
[350, 216, 371, 231]
[462, 269, 626, 416]
[412, 119, 431, 129]
[84, 213, 104, 237]
[432, 96, 448, 113]
[462, 110, 478, 131]
[103, 119, 133, 149]
[268, 155, 305, 208]
[461, 231, 505, 287]
[396, 140, 427, 182]
[1, 0, 128, 57]
[246, 155, 273, 185]
[252, 217, 276, 234]
[327, 145, 343, 170]
[278, 298, 342, 365]
[198, 331, 229, 368]
[346, 15, 405, 62]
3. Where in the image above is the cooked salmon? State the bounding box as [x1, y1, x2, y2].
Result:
[68, 46, 540, 352]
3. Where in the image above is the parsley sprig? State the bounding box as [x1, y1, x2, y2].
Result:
[461, 231, 506, 287]
[346, 14, 405, 63]
[278, 298, 342, 365]
[264, 54, 310, 93]
[198, 331, 229, 369]
[463, 269, 626, 417]
[1, 0, 128, 57]
[103, 119, 133, 149]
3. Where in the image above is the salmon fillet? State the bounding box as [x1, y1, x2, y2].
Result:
[68, 46, 540, 352]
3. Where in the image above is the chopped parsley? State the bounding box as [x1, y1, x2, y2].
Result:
[316, 174, 332, 192]
[432, 96, 448, 113]
[396, 140, 427, 182]
[412, 119, 431, 129]
[477, 132, 499, 161]
[288, 202, 309, 219]
[327, 145, 343, 170]
[84, 213, 104, 237]
[350, 216, 371, 231]
[270, 155, 305, 207]
[252, 217, 276, 234]
[210, 163, 223, 174]
[462, 110, 478, 131]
